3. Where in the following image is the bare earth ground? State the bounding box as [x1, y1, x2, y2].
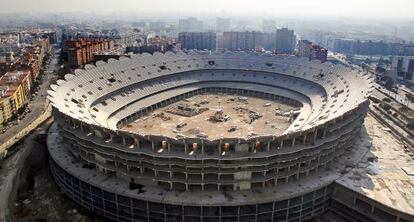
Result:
[123, 93, 298, 140]
[0, 122, 105, 222]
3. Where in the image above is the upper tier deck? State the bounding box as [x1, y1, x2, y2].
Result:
[48, 51, 374, 139]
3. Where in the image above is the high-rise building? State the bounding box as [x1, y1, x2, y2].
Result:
[389, 56, 414, 82]
[216, 18, 231, 32]
[298, 40, 328, 63]
[178, 32, 216, 50]
[222, 31, 263, 51]
[178, 17, 203, 32]
[276, 28, 296, 54]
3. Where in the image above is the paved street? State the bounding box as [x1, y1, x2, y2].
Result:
[0, 46, 59, 145]
[374, 84, 414, 110]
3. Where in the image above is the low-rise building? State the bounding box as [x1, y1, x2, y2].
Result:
[0, 84, 25, 128]
[298, 40, 328, 62]
[64, 39, 113, 67]
[0, 70, 32, 128]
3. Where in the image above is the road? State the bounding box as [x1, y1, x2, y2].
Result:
[0, 46, 59, 145]
[373, 85, 414, 110]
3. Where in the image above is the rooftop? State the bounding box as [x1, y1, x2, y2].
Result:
[337, 114, 414, 215]
[48, 113, 414, 215]
[0, 70, 31, 85]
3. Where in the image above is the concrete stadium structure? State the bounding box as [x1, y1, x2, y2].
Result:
[46, 51, 387, 221]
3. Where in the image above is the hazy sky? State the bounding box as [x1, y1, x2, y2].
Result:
[0, 0, 413, 19]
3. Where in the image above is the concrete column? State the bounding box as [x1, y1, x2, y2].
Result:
[292, 137, 296, 148]
[151, 141, 155, 151]
[184, 141, 188, 153]
[122, 136, 126, 145]
[201, 140, 204, 154]
[219, 140, 222, 154]
[267, 142, 270, 151]
[280, 140, 284, 149]
[135, 137, 140, 149]
[303, 134, 307, 145]
[313, 130, 318, 143]
[323, 125, 327, 138]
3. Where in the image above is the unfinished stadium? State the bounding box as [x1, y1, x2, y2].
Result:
[46, 51, 414, 222]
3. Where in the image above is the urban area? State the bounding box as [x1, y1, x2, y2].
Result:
[0, 1, 413, 222]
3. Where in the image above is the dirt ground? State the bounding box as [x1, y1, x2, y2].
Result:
[0, 132, 105, 222]
[124, 93, 298, 140]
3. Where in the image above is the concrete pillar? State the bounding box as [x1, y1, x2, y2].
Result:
[219, 140, 222, 154]
[122, 136, 126, 145]
[292, 137, 296, 148]
[201, 140, 204, 154]
[267, 142, 270, 151]
[184, 141, 188, 153]
[313, 130, 318, 143]
[303, 134, 307, 145]
[323, 125, 327, 138]
[280, 140, 284, 149]
[151, 141, 155, 151]
[135, 137, 140, 149]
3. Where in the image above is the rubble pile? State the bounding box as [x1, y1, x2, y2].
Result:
[166, 103, 208, 117]
[208, 109, 230, 122]
[233, 106, 263, 124]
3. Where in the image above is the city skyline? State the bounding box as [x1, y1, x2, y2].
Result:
[0, 0, 414, 19]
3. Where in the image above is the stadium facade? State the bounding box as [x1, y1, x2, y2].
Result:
[46, 51, 386, 221]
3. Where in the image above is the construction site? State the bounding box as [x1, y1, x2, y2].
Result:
[41, 52, 413, 221]
[124, 93, 298, 140]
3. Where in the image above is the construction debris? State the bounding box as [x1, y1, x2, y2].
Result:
[228, 126, 237, 132]
[152, 112, 171, 121]
[196, 132, 208, 138]
[166, 103, 209, 117]
[176, 122, 187, 129]
[237, 96, 249, 103]
[233, 106, 262, 124]
[208, 109, 230, 122]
